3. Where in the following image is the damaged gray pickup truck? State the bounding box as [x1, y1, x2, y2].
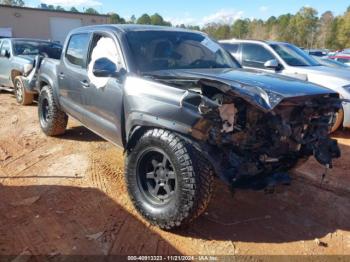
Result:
[37, 25, 341, 230]
[0, 38, 62, 105]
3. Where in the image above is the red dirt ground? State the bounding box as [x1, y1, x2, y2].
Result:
[1, 92, 350, 259]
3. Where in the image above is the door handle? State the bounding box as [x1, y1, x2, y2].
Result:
[80, 80, 90, 88]
[58, 72, 65, 79]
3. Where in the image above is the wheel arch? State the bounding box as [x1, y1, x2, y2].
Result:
[11, 70, 22, 85]
[125, 118, 193, 152]
[37, 75, 61, 109]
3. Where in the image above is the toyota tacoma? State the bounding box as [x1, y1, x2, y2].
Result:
[37, 25, 341, 230]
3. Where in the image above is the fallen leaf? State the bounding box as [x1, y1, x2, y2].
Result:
[11, 196, 40, 207]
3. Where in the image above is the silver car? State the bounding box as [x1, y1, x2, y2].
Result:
[0, 38, 62, 105]
[220, 39, 350, 131]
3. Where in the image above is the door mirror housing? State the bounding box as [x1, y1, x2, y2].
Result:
[93, 57, 119, 78]
[264, 59, 279, 69]
[0, 49, 10, 58]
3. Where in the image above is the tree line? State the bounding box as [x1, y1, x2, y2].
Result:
[1, 0, 350, 49]
[201, 6, 350, 50]
[109, 6, 350, 50]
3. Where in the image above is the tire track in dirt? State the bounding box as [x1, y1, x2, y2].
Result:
[87, 144, 125, 194]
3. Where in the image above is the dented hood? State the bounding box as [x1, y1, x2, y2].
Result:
[147, 68, 337, 111]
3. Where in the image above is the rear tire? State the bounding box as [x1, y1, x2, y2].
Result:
[125, 129, 214, 230]
[14, 76, 33, 105]
[38, 85, 68, 136]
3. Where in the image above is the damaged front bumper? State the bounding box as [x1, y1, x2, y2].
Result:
[188, 87, 342, 190]
[22, 55, 42, 94]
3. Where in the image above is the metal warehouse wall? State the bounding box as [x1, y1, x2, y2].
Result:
[0, 5, 109, 43]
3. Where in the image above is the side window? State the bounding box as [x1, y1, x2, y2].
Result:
[87, 33, 123, 88]
[241, 43, 275, 68]
[87, 34, 122, 68]
[0, 40, 11, 56]
[65, 33, 90, 67]
[221, 43, 239, 55]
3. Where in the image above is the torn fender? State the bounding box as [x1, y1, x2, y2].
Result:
[123, 76, 204, 140]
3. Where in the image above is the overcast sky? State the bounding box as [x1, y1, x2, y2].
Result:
[25, 0, 349, 26]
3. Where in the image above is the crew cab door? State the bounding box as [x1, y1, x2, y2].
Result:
[0, 40, 13, 87]
[240, 43, 280, 73]
[80, 32, 125, 146]
[57, 33, 91, 122]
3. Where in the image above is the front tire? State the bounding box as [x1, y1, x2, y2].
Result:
[14, 76, 33, 105]
[38, 85, 68, 136]
[125, 129, 214, 230]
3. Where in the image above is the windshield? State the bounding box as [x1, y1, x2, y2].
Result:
[126, 30, 237, 73]
[270, 43, 320, 66]
[314, 56, 348, 68]
[13, 40, 62, 59]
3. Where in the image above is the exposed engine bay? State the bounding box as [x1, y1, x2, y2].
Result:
[151, 75, 342, 189]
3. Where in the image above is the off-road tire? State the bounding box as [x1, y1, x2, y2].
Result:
[38, 85, 68, 136]
[125, 129, 214, 230]
[14, 76, 33, 105]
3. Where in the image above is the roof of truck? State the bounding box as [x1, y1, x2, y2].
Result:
[1, 38, 61, 44]
[72, 24, 204, 34]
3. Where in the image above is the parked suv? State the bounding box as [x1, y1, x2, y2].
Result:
[37, 25, 340, 229]
[0, 38, 62, 105]
[220, 40, 350, 131]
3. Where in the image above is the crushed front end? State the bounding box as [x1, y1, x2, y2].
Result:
[191, 83, 341, 190]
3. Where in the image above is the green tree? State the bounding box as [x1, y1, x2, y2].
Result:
[247, 19, 268, 39]
[337, 10, 350, 48]
[85, 7, 99, 14]
[70, 7, 79, 12]
[55, 5, 65, 11]
[129, 15, 136, 24]
[0, 0, 25, 6]
[290, 7, 318, 47]
[137, 14, 152, 24]
[316, 11, 334, 48]
[109, 13, 126, 24]
[327, 17, 341, 49]
[202, 23, 231, 39]
[231, 19, 249, 38]
[150, 13, 163, 25]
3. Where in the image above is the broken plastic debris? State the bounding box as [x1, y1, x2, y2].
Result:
[219, 103, 237, 133]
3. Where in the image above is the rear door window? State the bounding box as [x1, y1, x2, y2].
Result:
[65, 33, 90, 67]
[0, 40, 11, 56]
[221, 43, 239, 55]
[241, 43, 275, 68]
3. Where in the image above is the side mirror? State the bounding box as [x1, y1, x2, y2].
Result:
[264, 59, 279, 69]
[0, 49, 10, 58]
[93, 57, 118, 77]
